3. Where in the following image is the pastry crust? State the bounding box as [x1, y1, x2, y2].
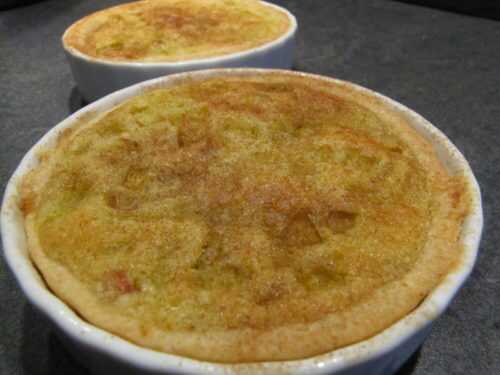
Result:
[63, 0, 291, 62]
[20, 72, 469, 363]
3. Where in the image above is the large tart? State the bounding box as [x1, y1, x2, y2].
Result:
[63, 0, 291, 62]
[20, 72, 469, 362]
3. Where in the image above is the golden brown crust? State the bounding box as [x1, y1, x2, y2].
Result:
[22, 72, 469, 362]
[63, 0, 291, 62]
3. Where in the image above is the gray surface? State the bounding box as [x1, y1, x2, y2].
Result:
[0, 0, 499, 374]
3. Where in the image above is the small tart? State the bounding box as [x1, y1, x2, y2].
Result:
[21, 73, 469, 362]
[63, 0, 291, 62]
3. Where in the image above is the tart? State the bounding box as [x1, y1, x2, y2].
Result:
[63, 0, 291, 62]
[20, 72, 469, 363]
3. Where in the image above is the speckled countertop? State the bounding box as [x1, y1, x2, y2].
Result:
[0, 1, 498, 374]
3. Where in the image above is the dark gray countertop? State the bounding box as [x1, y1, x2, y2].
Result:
[1, 0, 499, 374]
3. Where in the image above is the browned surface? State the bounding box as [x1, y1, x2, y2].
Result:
[21, 73, 469, 362]
[64, 0, 290, 62]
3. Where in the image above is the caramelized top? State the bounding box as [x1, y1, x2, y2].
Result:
[29, 75, 437, 333]
[64, 0, 291, 62]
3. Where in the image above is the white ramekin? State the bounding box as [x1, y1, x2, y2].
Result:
[1, 69, 482, 375]
[62, 1, 297, 103]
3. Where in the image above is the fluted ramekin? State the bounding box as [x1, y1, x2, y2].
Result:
[62, 1, 297, 102]
[1, 69, 482, 375]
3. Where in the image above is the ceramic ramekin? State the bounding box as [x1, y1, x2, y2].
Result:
[62, 1, 297, 103]
[1, 69, 482, 375]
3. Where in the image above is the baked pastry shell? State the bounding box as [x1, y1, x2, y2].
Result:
[61, 1, 297, 103]
[1, 69, 483, 375]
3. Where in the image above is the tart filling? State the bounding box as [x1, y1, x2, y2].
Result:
[21, 73, 469, 362]
[64, 0, 291, 62]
